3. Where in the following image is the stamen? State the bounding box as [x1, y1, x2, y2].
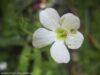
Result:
[55, 28, 67, 40]
[70, 29, 77, 34]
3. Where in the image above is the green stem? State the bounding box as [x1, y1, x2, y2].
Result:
[31, 48, 42, 75]
[21, 27, 32, 35]
[15, 44, 31, 74]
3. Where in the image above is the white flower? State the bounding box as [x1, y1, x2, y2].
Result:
[0, 62, 7, 71]
[32, 8, 84, 63]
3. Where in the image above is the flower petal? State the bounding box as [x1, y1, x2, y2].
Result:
[66, 31, 84, 49]
[50, 40, 70, 63]
[60, 13, 80, 30]
[33, 28, 56, 48]
[40, 8, 60, 30]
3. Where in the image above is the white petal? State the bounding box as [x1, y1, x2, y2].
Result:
[33, 28, 56, 48]
[66, 31, 84, 49]
[50, 40, 70, 63]
[60, 13, 80, 30]
[40, 8, 60, 30]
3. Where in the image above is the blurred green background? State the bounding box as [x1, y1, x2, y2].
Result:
[0, 0, 100, 75]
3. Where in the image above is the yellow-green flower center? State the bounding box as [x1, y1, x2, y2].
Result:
[55, 28, 67, 40]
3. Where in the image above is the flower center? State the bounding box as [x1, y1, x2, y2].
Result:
[55, 28, 67, 40]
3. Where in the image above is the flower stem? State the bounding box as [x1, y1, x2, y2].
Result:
[15, 44, 31, 74]
[31, 48, 42, 75]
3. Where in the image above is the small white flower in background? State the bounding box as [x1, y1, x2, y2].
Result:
[32, 8, 84, 63]
[0, 62, 7, 71]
